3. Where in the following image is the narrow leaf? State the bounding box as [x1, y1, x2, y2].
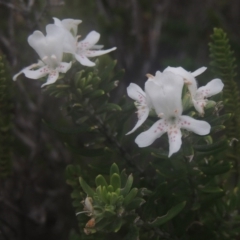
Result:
[148, 201, 186, 227]
[111, 173, 121, 191]
[79, 177, 95, 198]
[110, 163, 120, 176]
[95, 175, 108, 188]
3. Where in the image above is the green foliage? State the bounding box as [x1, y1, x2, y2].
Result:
[0, 54, 13, 178]
[66, 163, 146, 236]
[36, 41, 240, 238]
[148, 201, 186, 227]
[209, 28, 240, 145]
[43, 59, 131, 169]
[45, 56, 238, 239]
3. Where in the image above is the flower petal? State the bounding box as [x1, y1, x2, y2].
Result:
[61, 18, 82, 36]
[196, 78, 224, 98]
[13, 61, 43, 81]
[168, 127, 182, 157]
[84, 47, 116, 57]
[28, 30, 48, 60]
[192, 99, 206, 115]
[135, 119, 167, 147]
[127, 83, 146, 102]
[75, 54, 95, 67]
[23, 66, 50, 79]
[77, 31, 100, 50]
[145, 71, 183, 118]
[53, 18, 82, 36]
[45, 24, 65, 62]
[57, 61, 72, 73]
[191, 67, 207, 77]
[53, 18, 78, 54]
[164, 66, 197, 96]
[126, 108, 149, 135]
[180, 115, 210, 135]
[41, 70, 59, 87]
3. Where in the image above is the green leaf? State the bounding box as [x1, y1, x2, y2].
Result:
[88, 89, 105, 99]
[101, 80, 119, 92]
[148, 201, 186, 226]
[109, 192, 119, 205]
[111, 218, 123, 233]
[123, 188, 138, 206]
[79, 177, 95, 198]
[107, 185, 114, 192]
[74, 70, 85, 87]
[110, 163, 120, 176]
[99, 60, 116, 81]
[209, 113, 232, 125]
[200, 162, 232, 175]
[111, 173, 121, 191]
[210, 125, 225, 133]
[95, 175, 108, 188]
[125, 197, 146, 211]
[101, 186, 109, 203]
[137, 188, 152, 197]
[96, 103, 122, 114]
[120, 174, 133, 196]
[199, 183, 223, 193]
[193, 137, 228, 152]
[120, 169, 128, 187]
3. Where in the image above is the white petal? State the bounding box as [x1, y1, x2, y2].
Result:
[61, 18, 82, 36]
[179, 115, 210, 135]
[13, 62, 43, 81]
[75, 54, 95, 67]
[53, 18, 77, 54]
[135, 119, 167, 147]
[77, 31, 100, 50]
[45, 24, 65, 62]
[23, 66, 50, 79]
[145, 71, 183, 117]
[191, 67, 207, 77]
[164, 66, 197, 96]
[28, 30, 48, 60]
[168, 127, 182, 157]
[53, 17, 62, 27]
[84, 47, 116, 57]
[126, 108, 149, 135]
[127, 83, 146, 102]
[196, 78, 224, 98]
[57, 62, 72, 73]
[41, 70, 59, 87]
[192, 99, 206, 115]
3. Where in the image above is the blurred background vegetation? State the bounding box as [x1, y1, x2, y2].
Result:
[0, 0, 240, 239]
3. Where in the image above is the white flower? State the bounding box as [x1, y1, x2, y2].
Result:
[13, 24, 72, 87]
[75, 31, 116, 67]
[53, 17, 82, 54]
[164, 67, 224, 115]
[52, 18, 116, 67]
[135, 71, 211, 157]
[53, 17, 82, 36]
[126, 83, 152, 135]
[62, 30, 116, 67]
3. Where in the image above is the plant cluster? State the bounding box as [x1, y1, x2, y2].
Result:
[5, 16, 240, 240]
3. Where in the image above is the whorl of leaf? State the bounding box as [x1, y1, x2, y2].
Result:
[0, 54, 13, 178]
[209, 28, 240, 143]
